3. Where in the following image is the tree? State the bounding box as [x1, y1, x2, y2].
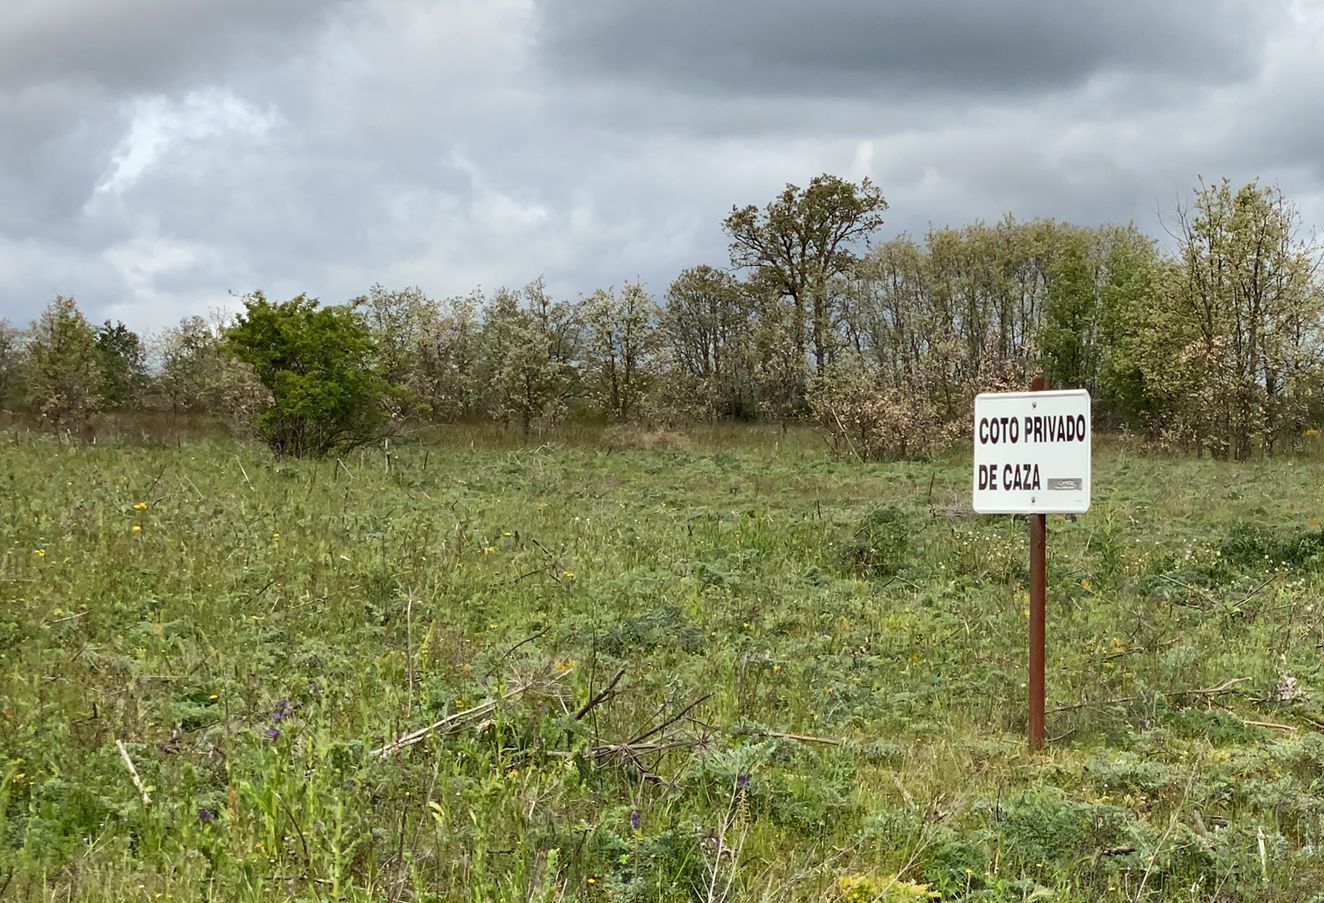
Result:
[24, 296, 105, 428]
[0, 319, 19, 408]
[157, 314, 270, 428]
[724, 174, 887, 377]
[158, 316, 226, 413]
[354, 284, 432, 390]
[1159, 179, 1323, 457]
[842, 236, 932, 394]
[1038, 234, 1099, 393]
[661, 265, 754, 417]
[1094, 226, 1162, 430]
[747, 281, 808, 430]
[223, 292, 390, 456]
[96, 320, 148, 408]
[478, 280, 579, 435]
[411, 291, 484, 420]
[581, 282, 657, 421]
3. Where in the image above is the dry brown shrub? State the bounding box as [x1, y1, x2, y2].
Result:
[807, 360, 952, 461]
[603, 425, 690, 452]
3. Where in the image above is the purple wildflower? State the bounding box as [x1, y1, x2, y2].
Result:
[629, 810, 641, 831]
[198, 807, 217, 823]
[736, 773, 750, 790]
[272, 699, 293, 722]
[265, 727, 281, 740]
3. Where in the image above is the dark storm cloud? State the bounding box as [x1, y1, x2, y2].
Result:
[541, 0, 1280, 97]
[0, 0, 352, 93]
[0, 0, 1321, 334]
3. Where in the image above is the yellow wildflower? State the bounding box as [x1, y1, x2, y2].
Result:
[33, 548, 46, 558]
[562, 569, 575, 580]
[131, 524, 143, 534]
[133, 501, 149, 511]
[483, 546, 496, 554]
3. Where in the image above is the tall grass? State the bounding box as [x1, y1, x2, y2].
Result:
[3, 428, 1324, 900]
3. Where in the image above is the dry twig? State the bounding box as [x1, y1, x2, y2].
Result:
[1048, 677, 1249, 715]
[115, 740, 151, 805]
[372, 682, 536, 758]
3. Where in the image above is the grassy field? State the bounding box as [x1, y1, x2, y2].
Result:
[5, 426, 1324, 901]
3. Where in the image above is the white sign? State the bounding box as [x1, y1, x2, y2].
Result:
[972, 389, 1091, 514]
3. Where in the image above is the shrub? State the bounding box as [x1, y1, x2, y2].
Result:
[223, 292, 390, 457]
[1217, 522, 1324, 572]
[807, 359, 948, 461]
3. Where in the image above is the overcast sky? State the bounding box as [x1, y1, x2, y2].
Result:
[3, 0, 1323, 333]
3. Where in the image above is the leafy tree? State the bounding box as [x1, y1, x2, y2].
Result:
[411, 291, 484, 420]
[478, 280, 578, 435]
[0, 319, 19, 408]
[724, 174, 887, 377]
[95, 320, 148, 408]
[1038, 234, 1099, 392]
[1160, 179, 1322, 457]
[581, 282, 657, 421]
[354, 284, 432, 393]
[1094, 226, 1162, 430]
[842, 236, 935, 394]
[661, 265, 755, 417]
[158, 316, 226, 413]
[223, 292, 389, 456]
[157, 314, 270, 428]
[747, 282, 808, 431]
[23, 296, 105, 428]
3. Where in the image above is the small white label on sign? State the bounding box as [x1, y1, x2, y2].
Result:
[972, 389, 1091, 514]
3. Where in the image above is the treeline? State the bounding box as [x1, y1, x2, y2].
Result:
[1, 175, 1320, 459]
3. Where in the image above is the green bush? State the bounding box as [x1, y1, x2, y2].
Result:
[224, 292, 391, 456]
[1217, 522, 1324, 572]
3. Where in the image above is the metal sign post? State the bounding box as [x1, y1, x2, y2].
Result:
[1028, 376, 1047, 751]
[972, 376, 1091, 752]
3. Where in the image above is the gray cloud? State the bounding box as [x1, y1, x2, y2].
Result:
[540, 0, 1282, 98]
[0, 0, 1321, 334]
[0, 0, 351, 93]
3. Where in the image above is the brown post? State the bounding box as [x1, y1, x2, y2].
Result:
[1028, 374, 1047, 751]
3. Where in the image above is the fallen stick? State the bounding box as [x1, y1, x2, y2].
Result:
[759, 730, 843, 747]
[116, 740, 151, 805]
[371, 684, 528, 758]
[1047, 677, 1250, 715]
[1243, 719, 1297, 732]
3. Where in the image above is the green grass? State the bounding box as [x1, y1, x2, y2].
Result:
[5, 428, 1324, 901]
